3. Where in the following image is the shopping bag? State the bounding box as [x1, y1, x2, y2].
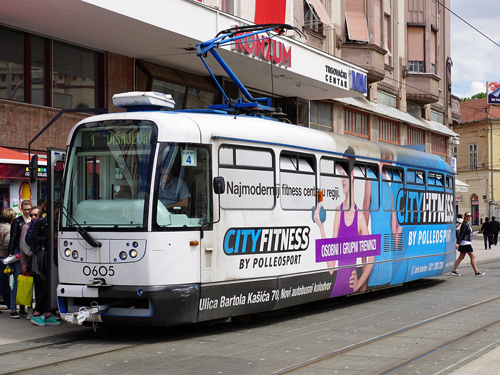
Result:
[16, 274, 33, 307]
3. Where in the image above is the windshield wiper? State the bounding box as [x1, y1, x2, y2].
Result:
[56, 200, 102, 248]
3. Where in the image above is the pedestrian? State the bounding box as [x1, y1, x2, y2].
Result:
[451, 211, 485, 277]
[455, 214, 463, 242]
[30, 203, 60, 326]
[490, 216, 499, 245]
[481, 217, 492, 249]
[7, 199, 32, 318]
[0, 208, 17, 312]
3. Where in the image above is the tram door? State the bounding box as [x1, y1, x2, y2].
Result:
[47, 148, 66, 310]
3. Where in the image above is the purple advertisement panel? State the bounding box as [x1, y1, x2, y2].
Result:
[315, 234, 381, 263]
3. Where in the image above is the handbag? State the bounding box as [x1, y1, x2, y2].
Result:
[16, 274, 33, 307]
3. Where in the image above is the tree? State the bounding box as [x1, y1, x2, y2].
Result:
[462, 92, 486, 101]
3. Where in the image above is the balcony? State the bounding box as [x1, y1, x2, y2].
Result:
[405, 72, 441, 105]
[341, 43, 386, 83]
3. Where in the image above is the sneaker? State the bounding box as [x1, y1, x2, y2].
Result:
[31, 315, 46, 327]
[475, 272, 486, 277]
[44, 316, 61, 326]
[10, 311, 20, 319]
[19, 309, 27, 316]
[26, 311, 32, 320]
[451, 271, 461, 276]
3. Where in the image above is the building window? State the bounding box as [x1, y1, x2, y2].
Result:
[378, 118, 399, 144]
[431, 30, 437, 74]
[408, 126, 425, 145]
[345, 0, 369, 42]
[310, 101, 333, 132]
[136, 60, 218, 110]
[378, 92, 396, 108]
[383, 14, 392, 65]
[0, 25, 104, 108]
[407, 101, 422, 117]
[408, 61, 424, 73]
[304, 1, 323, 34]
[53, 42, 99, 109]
[345, 108, 369, 138]
[431, 133, 446, 155]
[453, 145, 458, 160]
[469, 144, 478, 170]
[431, 110, 444, 124]
[0, 27, 24, 102]
[407, 26, 424, 72]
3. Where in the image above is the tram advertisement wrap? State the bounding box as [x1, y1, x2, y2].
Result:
[197, 272, 335, 321]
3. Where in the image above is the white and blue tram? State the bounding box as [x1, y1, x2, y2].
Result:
[56, 25, 456, 325]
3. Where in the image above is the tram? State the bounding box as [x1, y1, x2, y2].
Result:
[56, 25, 456, 325]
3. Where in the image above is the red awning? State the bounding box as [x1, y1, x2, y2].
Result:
[0, 147, 47, 180]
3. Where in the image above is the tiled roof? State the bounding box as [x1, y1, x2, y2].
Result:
[460, 98, 500, 123]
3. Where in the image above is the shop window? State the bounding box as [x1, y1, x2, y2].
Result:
[136, 60, 217, 110]
[0, 27, 24, 101]
[431, 133, 446, 155]
[378, 118, 399, 144]
[53, 42, 98, 109]
[345, 108, 369, 138]
[0, 25, 104, 108]
[310, 101, 332, 132]
[407, 126, 425, 146]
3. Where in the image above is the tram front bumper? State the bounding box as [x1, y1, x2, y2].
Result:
[57, 283, 200, 325]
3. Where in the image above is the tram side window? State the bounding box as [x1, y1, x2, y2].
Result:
[382, 166, 404, 212]
[319, 158, 350, 210]
[407, 169, 425, 185]
[445, 175, 454, 191]
[219, 145, 275, 210]
[427, 172, 444, 189]
[353, 163, 379, 211]
[280, 152, 316, 210]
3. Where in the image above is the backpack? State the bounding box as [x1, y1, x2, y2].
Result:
[19, 221, 32, 256]
[25, 218, 38, 248]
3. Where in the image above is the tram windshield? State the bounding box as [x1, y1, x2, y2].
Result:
[62, 120, 156, 229]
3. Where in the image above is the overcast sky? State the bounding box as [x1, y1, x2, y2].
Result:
[450, 0, 500, 98]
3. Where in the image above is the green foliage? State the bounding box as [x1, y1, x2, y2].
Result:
[462, 92, 486, 101]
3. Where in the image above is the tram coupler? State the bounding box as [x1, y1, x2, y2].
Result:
[64, 301, 108, 325]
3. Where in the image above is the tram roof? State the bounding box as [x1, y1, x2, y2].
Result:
[71, 110, 454, 175]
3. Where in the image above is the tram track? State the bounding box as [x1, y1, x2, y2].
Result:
[4, 267, 500, 375]
[269, 293, 500, 374]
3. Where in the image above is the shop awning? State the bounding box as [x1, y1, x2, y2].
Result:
[0, 147, 47, 180]
[455, 179, 469, 193]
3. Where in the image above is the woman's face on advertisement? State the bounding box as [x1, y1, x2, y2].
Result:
[337, 165, 349, 194]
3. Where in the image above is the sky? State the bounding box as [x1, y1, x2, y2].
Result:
[450, 0, 500, 99]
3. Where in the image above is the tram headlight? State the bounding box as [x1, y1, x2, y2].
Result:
[64, 241, 68, 247]
[71, 250, 79, 259]
[132, 241, 138, 248]
[64, 248, 71, 257]
[119, 251, 127, 260]
[129, 249, 138, 258]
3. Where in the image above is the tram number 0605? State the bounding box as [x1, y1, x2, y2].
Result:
[83, 265, 115, 277]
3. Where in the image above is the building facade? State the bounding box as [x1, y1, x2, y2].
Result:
[454, 98, 500, 229]
[0, 0, 459, 210]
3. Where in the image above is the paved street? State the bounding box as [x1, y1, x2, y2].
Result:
[1, 235, 500, 374]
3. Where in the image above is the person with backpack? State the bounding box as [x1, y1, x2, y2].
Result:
[490, 216, 500, 245]
[30, 202, 60, 326]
